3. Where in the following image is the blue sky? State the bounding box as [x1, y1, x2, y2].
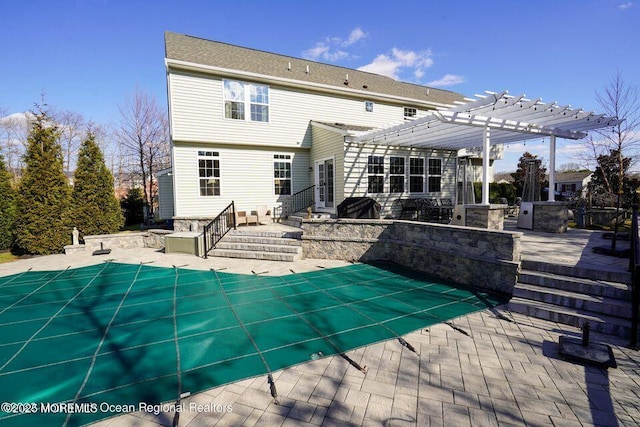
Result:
[1, 0, 638, 172]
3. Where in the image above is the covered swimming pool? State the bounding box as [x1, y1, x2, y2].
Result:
[0, 261, 505, 426]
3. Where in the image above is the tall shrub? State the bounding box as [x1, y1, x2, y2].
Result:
[120, 187, 145, 226]
[0, 154, 16, 250]
[70, 131, 124, 239]
[15, 111, 72, 254]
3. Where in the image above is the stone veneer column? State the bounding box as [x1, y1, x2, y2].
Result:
[465, 204, 505, 230]
[532, 201, 569, 233]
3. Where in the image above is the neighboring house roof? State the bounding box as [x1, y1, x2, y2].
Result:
[165, 32, 466, 108]
[554, 171, 592, 182]
[494, 172, 515, 183]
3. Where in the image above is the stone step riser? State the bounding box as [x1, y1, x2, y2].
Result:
[216, 242, 302, 254]
[223, 236, 302, 247]
[518, 272, 630, 300]
[507, 300, 631, 338]
[513, 286, 632, 319]
[521, 259, 631, 283]
[210, 249, 300, 262]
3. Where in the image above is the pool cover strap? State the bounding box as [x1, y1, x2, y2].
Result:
[212, 268, 280, 405]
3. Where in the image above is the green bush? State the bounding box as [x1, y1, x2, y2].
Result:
[120, 188, 145, 226]
[473, 182, 516, 204]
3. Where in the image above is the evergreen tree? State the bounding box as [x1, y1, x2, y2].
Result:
[511, 152, 547, 199]
[0, 154, 17, 250]
[120, 187, 145, 226]
[71, 130, 124, 239]
[15, 110, 72, 254]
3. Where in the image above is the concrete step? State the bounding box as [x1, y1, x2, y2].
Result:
[223, 235, 302, 247]
[216, 241, 302, 254]
[518, 270, 630, 300]
[211, 230, 303, 262]
[210, 248, 301, 262]
[507, 297, 631, 338]
[521, 259, 631, 283]
[513, 283, 632, 319]
[228, 229, 302, 239]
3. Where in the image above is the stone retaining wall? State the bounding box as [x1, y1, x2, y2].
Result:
[301, 219, 521, 296]
[78, 230, 173, 252]
[173, 217, 214, 233]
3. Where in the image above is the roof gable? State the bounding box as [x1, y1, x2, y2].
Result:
[165, 32, 465, 107]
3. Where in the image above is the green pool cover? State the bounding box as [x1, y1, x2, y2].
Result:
[0, 261, 505, 426]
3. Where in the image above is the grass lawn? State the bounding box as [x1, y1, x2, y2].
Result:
[0, 251, 17, 264]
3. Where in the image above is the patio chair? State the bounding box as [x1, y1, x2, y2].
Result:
[256, 205, 273, 224]
[246, 210, 259, 225]
[235, 210, 249, 226]
[416, 198, 440, 222]
[398, 198, 418, 220]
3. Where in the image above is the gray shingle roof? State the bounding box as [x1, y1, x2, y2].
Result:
[165, 32, 466, 107]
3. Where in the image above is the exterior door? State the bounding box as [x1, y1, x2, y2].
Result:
[315, 158, 335, 210]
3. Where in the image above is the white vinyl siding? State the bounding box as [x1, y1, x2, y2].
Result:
[169, 70, 409, 149]
[172, 143, 310, 217]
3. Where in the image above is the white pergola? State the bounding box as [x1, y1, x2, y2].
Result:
[350, 91, 621, 204]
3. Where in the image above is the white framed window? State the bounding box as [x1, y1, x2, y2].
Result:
[198, 151, 220, 196]
[367, 155, 384, 193]
[224, 79, 269, 122]
[404, 107, 417, 118]
[274, 154, 292, 195]
[389, 156, 405, 193]
[427, 158, 442, 193]
[409, 157, 424, 193]
[364, 100, 374, 113]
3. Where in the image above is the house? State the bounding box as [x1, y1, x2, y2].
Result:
[553, 171, 592, 199]
[164, 32, 472, 229]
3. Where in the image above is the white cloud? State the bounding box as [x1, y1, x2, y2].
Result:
[357, 48, 434, 80]
[344, 27, 366, 46]
[427, 74, 466, 87]
[302, 27, 367, 62]
[619, 2, 633, 10]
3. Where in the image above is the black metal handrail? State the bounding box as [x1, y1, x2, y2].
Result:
[630, 207, 639, 348]
[203, 201, 236, 258]
[275, 185, 315, 220]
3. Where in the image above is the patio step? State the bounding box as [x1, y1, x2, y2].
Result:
[507, 297, 631, 338]
[508, 261, 633, 338]
[210, 230, 303, 262]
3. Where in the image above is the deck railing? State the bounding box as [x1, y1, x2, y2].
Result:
[274, 185, 315, 220]
[203, 201, 236, 258]
[630, 207, 639, 348]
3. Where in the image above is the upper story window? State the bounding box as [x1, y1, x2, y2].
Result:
[198, 151, 220, 196]
[223, 79, 269, 122]
[364, 101, 374, 113]
[404, 107, 417, 119]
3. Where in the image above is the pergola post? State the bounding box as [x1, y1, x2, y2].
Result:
[548, 134, 557, 202]
[482, 126, 490, 205]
